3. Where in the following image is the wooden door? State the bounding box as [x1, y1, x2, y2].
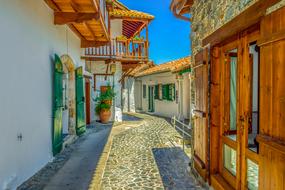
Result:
[52, 54, 63, 156]
[216, 29, 261, 190]
[75, 67, 86, 136]
[257, 6, 285, 190]
[85, 80, 91, 125]
[193, 48, 209, 180]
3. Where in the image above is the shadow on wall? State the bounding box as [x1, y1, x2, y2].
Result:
[152, 147, 201, 190]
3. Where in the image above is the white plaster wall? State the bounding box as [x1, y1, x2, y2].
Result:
[110, 19, 123, 38]
[137, 72, 179, 118]
[0, 1, 83, 189]
[182, 73, 190, 119]
[134, 80, 142, 110]
[122, 77, 136, 112]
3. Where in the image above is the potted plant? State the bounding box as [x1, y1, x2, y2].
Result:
[95, 85, 116, 123]
[95, 102, 111, 124]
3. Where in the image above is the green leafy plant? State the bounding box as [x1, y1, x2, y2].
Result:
[116, 35, 128, 41]
[95, 103, 111, 115]
[133, 35, 144, 41]
[94, 85, 116, 115]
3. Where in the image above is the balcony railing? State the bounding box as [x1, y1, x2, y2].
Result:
[84, 39, 149, 61]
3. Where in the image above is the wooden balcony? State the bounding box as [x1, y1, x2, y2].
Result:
[82, 39, 149, 63]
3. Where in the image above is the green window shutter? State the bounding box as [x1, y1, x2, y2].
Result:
[168, 84, 173, 101]
[143, 85, 146, 98]
[166, 84, 170, 100]
[154, 85, 159, 99]
[173, 84, 176, 101]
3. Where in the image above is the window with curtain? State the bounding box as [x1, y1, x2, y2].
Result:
[230, 56, 237, 132]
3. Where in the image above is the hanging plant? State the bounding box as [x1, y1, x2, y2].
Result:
[132, 35, 144, 42]
[116, 35, 128, 41]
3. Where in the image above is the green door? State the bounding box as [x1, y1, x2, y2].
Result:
[52, 54, 63, 156]
[148, 86, 154, 112]
[76, 66, 86, 135]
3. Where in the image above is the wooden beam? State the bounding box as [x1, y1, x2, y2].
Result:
[202, 0, 281, 46]
[70, 0, 80, 12]
[91, 0, 99, 12]
[44, 0, 61, 11]
[54, 12, 99, 25]
[68, 24, 85, 39]
[83, 23, 96, 40]
[131, 23, 146, 38]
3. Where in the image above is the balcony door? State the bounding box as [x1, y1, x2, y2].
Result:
[219, 30, 260, 190]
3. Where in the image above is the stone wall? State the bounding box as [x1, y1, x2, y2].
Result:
[190, 0, 285, 55]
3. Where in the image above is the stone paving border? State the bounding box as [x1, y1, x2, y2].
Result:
[89, 117, 145, 190]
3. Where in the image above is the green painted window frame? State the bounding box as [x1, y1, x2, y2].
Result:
[162, 84, 175, 101]
[143, 84, 146, 98]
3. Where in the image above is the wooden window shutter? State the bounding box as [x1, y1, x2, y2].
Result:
[192, 47, 210, 180]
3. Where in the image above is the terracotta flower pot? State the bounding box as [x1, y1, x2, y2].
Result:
[100, 86, 111, 93]
[99, 109, 111, 124]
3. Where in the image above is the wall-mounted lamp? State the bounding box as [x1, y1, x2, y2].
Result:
[110, 63, 116, 74]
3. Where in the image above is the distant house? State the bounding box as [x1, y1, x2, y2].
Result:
[125, 57, 191, 119]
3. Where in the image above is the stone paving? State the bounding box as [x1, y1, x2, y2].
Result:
[18, 122, 112, 190]
[100, 113, 203, 190]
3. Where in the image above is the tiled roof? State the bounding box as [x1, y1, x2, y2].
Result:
[128, 62, 155, 76]
[110, 9, 155, 20]
[135, 56, 191, 77]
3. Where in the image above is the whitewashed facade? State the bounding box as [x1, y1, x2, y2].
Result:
[128, 71, 191, 119]
[0, 1, 86, 189]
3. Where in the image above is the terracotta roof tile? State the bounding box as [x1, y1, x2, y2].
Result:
[110, 9, 155, 20]
[135, 56, 191, 77]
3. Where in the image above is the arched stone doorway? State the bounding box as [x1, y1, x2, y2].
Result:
[61, 54, 76, 135]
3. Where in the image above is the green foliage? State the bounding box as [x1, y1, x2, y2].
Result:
[95, 103, 111, 115]
[116, 35, 128, 41]
[94, 85, 116, 115]
[133, 35, 144, 41]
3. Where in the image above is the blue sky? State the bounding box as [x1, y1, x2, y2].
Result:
[119, 0, 191, 64]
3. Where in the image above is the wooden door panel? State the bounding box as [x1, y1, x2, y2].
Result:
[52, 54, 63, 156]
[76, 67, 86, 136]
[193, 49, 209, 178]
[257, 6, 285, 190]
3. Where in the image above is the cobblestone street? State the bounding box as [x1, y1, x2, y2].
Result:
[19, 114, 203, 190]
[98, 114, 203, 190]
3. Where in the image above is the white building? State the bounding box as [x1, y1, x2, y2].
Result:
[0, 0, 153, 189]
[125, 57, 191, 119]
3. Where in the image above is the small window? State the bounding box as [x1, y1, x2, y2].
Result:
[143, 85, 146, 98]
[223, 144, 237, 176]
[162, 84, 175, 101]
[247, 159, 259, 190]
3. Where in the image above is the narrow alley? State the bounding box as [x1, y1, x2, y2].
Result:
[19, 114, 203, 190]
